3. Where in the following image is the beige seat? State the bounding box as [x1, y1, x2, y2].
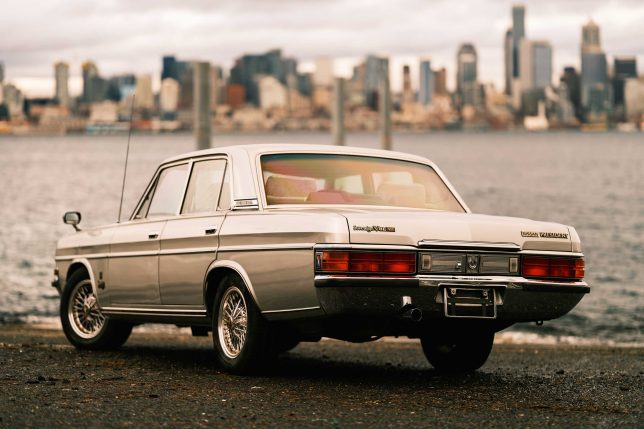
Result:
[377, 182, 426, 208]
[265, 175, 317, 205]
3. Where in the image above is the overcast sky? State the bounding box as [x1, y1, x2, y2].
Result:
[2, 0, 643, 97]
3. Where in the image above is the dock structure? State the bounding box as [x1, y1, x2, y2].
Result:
[379, 70, 392, 150]
[332, 77, 346, 146]
[193, 61, 211, 150]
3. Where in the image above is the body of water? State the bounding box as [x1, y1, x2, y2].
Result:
[0, 131, 642, 344]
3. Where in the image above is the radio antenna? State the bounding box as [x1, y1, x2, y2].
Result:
[117, 94, 135, 223]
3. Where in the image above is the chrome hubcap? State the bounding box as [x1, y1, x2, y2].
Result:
[217, 287, 248, 358]
[68, 280, 105, 339]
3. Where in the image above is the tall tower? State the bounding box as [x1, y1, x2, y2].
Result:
[457, 43, 478, 106]
[580, 19, 609, 112]
[511, 5, 526, 79]
[54, 62, 70, 107]
[504, 28, 513, 94]
[402, 64, 414, 105]
[419, 59, 434, 106]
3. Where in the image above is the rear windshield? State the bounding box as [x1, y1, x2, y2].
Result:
[260, 153, 465, 212]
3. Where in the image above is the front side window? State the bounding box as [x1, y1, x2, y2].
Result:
[261, 154, 465, 212]
[182, 159, 228, 214]
[146, 163, 189, 217]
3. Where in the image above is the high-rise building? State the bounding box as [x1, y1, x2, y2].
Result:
[54, 62, 70, 107]
[419, 59, 434, 106]
[82, 61, 107, 103]
[314, 57, 334, 87]
[580, 19, 609, 112]
[160, 78, 179, 117]
[229, 49, 295, 106]
[519, 40, 552, 90]
[363, 54, 389, 110]
[0, 61, 4, 83]
[613, 57, 637, 107]
[560, 66, 582, 119]
[433, 67, 448, 96]
[511, 5, 525, 79]
[134, 74, 154, 110]
[504, 28, 513, 94]
[402, 65, 414, 105]
[106, 74, 135, 102]
[456, 43, 479, 106]
[162, 56, 177, 81]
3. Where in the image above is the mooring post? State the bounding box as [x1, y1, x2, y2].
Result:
[332, 77, 346, 146]
[194, 61, 211, 150]
[379, 67, 392, 150]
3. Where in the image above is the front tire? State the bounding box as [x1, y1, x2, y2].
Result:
[60, 269, 132, 350]
[212, 274, 275, 373]
[421, 328, 495, 372]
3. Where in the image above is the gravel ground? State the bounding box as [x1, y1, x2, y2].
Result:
[0, 324, 641, 428]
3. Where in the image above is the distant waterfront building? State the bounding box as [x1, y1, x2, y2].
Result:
[612, 57, 637, 107]
[106, 74, 136, 102]
[624, 77, 644, 122]
[511, 5, 526, 80]
[504, 28, 513, 94]
[2, 83, 24, 119]
[162, 56, 178, 81]
[580, 20, 609, 113]
[456, 43, 479, 107]
[297, 73, 313, 97]
[0, 61, 5, 83]
[259, 76, 288, 110]
[560, 66, 582, 119]
[519, 40, 552, 90]
[160, 78, 179, 117]
[54, 62, 70, 107]
[433, 67, 448, 96]
[135, 74, 154, 110]
[226, 84, 246, 109]
[419, 59, 434, 106]
[363, 54, 389, 110]
[314, 57, 334, 87]
[402, 65, 414, 106]
[82, 61, 107, 103]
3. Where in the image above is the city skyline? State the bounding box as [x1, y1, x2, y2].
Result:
[2, 0, 643, 97]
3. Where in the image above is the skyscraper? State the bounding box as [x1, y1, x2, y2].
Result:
[511, 5, 525, 79]
[456, 43, 479, 106]
[54, 62, 70, 107]
[560, 67, 582, 119]
[82, 61, 107, 103]
[433, 68, 447, 96]
[519, 40, 552, 90]
[580, 19, 609, 112]
[314, 57, 334, 87]
[364, 54, 389, 110]
[162, 55, 178, 81]
[504, 28, 513, 94]
[0, 61, 4, 84]
[402, 65, 414, 105]
[613, 57, 637, 107]
[419, 59, 434, 106]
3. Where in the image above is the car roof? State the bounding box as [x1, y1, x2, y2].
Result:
[159, 143, 434, 166]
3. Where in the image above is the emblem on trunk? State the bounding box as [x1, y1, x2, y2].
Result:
[352, 225, 396, 233]
[521, 231, 568, 239]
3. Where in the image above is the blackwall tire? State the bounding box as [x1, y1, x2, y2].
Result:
[421, 328, 494, 372]
[60, 270, 132, 350]
[212, 274, 275, 374]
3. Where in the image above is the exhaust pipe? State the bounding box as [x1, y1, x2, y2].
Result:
[399, 296, 423, 322]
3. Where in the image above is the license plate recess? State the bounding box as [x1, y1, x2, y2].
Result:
[443, 287, 497, 319]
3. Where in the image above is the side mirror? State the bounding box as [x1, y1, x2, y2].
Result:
[63, 211, 82, 231]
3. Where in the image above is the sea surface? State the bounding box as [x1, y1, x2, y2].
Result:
[0, 131, 642, 345]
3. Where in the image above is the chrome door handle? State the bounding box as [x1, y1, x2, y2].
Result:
[148, 231, 159, 239]
[204, 226, 217, 235]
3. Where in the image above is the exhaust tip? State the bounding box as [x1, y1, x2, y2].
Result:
[409, 308, 423, 322]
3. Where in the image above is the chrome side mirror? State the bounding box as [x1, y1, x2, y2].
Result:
[63, 211, 82, 231]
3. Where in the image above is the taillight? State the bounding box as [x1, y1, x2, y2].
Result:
[317, 251, 416, 274]
[522, 256, 584, 280]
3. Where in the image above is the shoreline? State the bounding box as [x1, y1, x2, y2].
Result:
[0, 323, 641, 428]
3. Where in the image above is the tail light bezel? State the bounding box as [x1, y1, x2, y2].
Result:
[521, 255, 585, 281]
[315, 250, 417, 275]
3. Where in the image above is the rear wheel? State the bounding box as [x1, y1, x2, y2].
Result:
[60, 270, 132, 350]
[421, 328, 494, 372]
[212, 274, 275, 373]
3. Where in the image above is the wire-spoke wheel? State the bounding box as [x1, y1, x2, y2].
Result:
[68, 279, 106, 339]
[60, 269, 132, 350]
[217, 287, 248, 358]
[212, 274, 276, 374]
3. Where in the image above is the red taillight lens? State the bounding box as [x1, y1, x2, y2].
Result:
[522, 256, 584, 280]
[318, 251, 416, 274]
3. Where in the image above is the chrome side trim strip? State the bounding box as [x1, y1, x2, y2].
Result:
[218, 243, 314, 252]
[262, 306, 321, 314]
[418, 240, 521, 251]
[102, 306, 207, 317]
[158, 247, 217, 256]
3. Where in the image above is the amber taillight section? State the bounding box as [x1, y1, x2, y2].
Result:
[522, 256, 584, 280]
[318, 251, 416, 274]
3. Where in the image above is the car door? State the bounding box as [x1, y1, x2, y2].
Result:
[158, 158, 230, 306]
[107, 162, 190, 306]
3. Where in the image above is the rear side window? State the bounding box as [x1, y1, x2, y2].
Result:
[182, 159, 228, 214]
[146, 164, 189, 217]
